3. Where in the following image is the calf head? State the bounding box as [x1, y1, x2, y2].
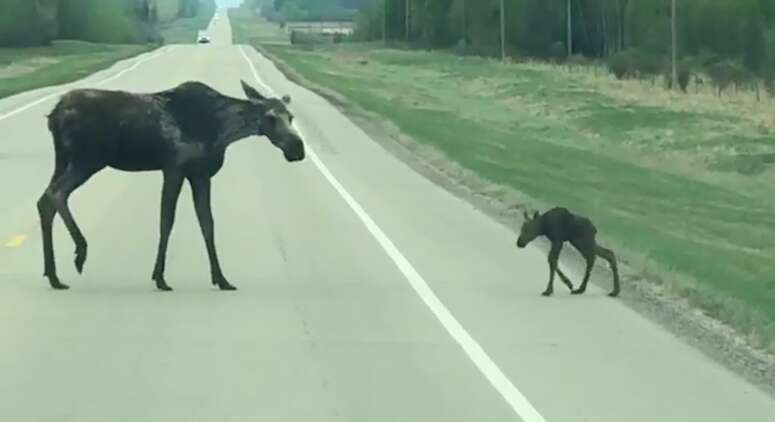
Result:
[516, 211, 542, 248]
[241, 80, 305, 162]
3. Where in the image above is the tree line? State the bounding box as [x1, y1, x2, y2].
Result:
[242, 0, 375, 22]
[0, 0, 214, 47]
[352, 0, 775, 95]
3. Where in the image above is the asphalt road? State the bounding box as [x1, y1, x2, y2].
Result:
[0, 10, 774, 422]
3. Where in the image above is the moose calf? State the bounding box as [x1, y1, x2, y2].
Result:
[516, 207, 620, 297]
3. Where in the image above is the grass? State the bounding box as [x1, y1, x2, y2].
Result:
[231, 14, 775, 352]
[0, 40, 154, 100]
[229, 8, 290, 46]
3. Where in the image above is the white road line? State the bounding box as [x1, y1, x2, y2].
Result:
[238, 44, 548, 422]
[0, 46, 172, 123]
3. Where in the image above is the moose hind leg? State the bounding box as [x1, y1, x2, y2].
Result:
[596, 245, 620, 297]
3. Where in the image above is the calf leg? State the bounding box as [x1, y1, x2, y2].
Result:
[55, 166, 100, 274]
[39, 163, 100, 288]
[543, 242, 563, 296]
[37, 153, 69, 289]
[151, 171, 184, 291]
[38, 193, 65, 289]
[555, 267, 575, 292]
[595, 245, 620, 297]
[189, 176, 235, 291]
[571, 253, 595, 295]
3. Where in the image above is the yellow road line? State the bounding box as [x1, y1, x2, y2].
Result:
[4, 234, 27, 248]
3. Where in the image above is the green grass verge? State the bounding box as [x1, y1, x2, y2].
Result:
[232, 15, 775, 352]
[229, 8, 290, 46]
[0, 40, 154, 100]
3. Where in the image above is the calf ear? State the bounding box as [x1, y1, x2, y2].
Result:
[523, 211, 529, 220]
[533, 211, 540, 219]
[241, 80, 265, 101]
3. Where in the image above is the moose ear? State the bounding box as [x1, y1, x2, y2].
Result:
[281, 95, 291, 105]
[523, 211, 530, 220]
[241, 80, 265, 101]
[533, 211, 540, 219]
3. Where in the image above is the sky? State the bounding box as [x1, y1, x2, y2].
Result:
[215, 0, 243, 8]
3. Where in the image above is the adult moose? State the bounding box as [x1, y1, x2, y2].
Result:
[516, 207, 620, 297]
[38, 80, 304, 291]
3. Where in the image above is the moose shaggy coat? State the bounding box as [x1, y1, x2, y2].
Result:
[516, 207, 620, 297]
[38, 80, 304, 291]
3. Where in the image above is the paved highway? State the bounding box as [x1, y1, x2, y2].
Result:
[0, 10, 773, 422]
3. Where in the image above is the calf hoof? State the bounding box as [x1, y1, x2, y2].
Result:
[48, 276, 70, 290]
[153, 275, 173, 292]
[608, 290, 620, 298]
[571, 288, 586, 295]
[74, 247, 87, 274]
[216, 279, 237, 291]
[541, 290, 553, 297]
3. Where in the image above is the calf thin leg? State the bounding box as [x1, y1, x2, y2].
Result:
[572, 254, 595, 295]
[151, 171, 184, 291]
[555, 267, 575, 292]
[48, 165, 100, 278]
[543, 243, 563, 296]
[596, 245, 620, 297]
[37, 155, 70, 289]
[189, 176, 235, 291]
[37, 193, 66, 289]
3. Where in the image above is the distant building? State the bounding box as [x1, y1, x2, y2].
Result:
[284, 21, 355, 37]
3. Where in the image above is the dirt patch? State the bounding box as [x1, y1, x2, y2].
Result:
[0, 57, 60, 79]
[256, 44, 775, 399]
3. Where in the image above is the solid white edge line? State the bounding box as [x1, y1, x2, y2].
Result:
[238, 44, 548, 422]
[0, 46, 172, 123]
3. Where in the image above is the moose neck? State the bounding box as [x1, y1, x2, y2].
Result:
[213, 97, 261, 149]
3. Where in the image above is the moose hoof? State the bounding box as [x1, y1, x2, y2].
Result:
[541, 290, 553, 297]
[608, 291, 620, 298]
[48, 277, 70, 290]
[74, 253, 86, 274]
[157, 283, 173, 292]
[571, 289, 585, 295]
[75, 247, 86, 274]
[216, 279, 237, 291]
[153, 275, 173, 291]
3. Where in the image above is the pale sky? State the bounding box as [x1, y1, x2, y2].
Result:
[215, 0, 243, 7]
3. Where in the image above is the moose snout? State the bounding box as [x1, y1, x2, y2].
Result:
[283, 134, 305, 162]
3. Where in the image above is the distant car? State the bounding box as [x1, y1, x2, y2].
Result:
[197, 34, 211, 44]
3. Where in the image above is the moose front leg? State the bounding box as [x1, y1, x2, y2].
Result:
[543, 242, 563, 296]
[152, 171, 184, 291]
[189, 176, 236, 291]
[555, 267, 575, 292]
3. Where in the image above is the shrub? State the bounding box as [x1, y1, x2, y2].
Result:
[608, 51, 634, 80]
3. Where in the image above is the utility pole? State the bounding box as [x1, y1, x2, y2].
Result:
[500, 0, 506, 61]
[671, 0, 677, 91]
[462, 0, 467, 46]
[567, 0, 572, 56]
[383, 0, 387, 44]
[405, 0, 410, 41]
